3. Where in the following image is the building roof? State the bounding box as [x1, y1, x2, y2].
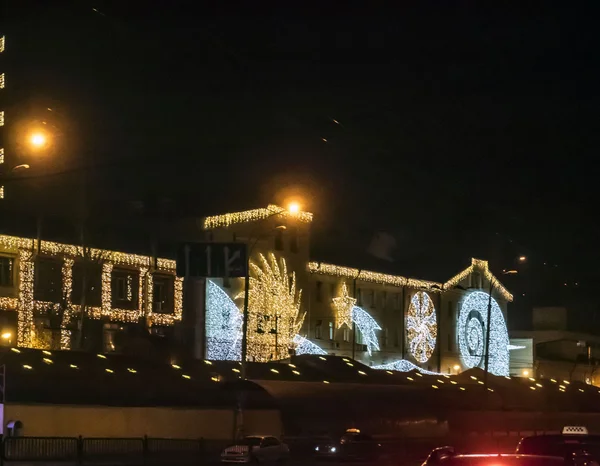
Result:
[203, 204, 313, 230]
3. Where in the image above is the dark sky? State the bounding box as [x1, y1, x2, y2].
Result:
[2, 1, 599, 325]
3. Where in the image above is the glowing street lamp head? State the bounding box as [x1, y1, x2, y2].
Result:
[287, 202, 300, 214]
[518, 256, 527, 262]
[1, 332, 12, 340]
[522, 369, 530, 377]
[30, 132, 47, 148]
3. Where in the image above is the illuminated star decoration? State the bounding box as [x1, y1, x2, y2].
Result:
[332, 282, 356, 329]
[206, 280, 242, 360]
[236, 253, 306, 362]
[457, 291, 510, 376]
[351, 306, 381, 355]
[406, 292, 437, 363]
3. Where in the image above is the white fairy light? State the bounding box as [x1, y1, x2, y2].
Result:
[351, 306, 381, 355]
[457, 291, 510, 376]
[406, 292, 437, 363]
[292, 334, 327, 355]
[205, 280, 242, 361]
[372, 359, 443, 375]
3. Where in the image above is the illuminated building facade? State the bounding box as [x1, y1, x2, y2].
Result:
[0, 234, 182, 352]
[201, 205, 514, 374]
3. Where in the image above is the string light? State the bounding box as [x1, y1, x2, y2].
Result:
[458, 291, 510, 376]
[236, 253, 304, 362]
[292, 334, 327, 355]
[406, 292, 437, 363]
[17, 249, 35, 348]
[444, 258, 513, 302]
[205, 279, 243, 360]
[331, 282, 355, 329]
[373, 359, 443, 375]
[349, 306, 380, 355]
[61, 258, 74, 350]
[308, 262, 441, 291]
[203, 204, 313, 230]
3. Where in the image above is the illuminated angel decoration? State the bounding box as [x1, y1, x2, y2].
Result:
[406, 291, 437, 363]
[236, 253, 305, 362]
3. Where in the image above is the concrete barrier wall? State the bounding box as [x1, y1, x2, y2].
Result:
[3, 404, 282, 440]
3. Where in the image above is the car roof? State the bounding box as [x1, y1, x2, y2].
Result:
[522, 434, 600, 440]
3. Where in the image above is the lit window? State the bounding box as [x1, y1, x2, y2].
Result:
[329, 321, 334, 340]
[315, 320, 322, 339]
[315, 281, 322, 302]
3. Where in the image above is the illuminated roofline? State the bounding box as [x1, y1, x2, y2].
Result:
[202, 204, 313, 230]
[307, 262, 443, 291]
[443, 258, 513, 302]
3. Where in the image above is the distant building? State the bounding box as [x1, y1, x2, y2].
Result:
[511, 306, 600, 385]
[198, 204, 514, 375]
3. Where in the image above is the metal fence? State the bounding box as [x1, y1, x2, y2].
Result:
[0, 436, 207, 464]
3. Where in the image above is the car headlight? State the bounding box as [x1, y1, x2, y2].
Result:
[330, 447, 337, 453]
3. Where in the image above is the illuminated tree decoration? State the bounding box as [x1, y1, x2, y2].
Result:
[236, 253, 305, 362]
[293, 334, 327, 355]
[205, 280, 242, 360]
[458, 291, 510, 376]
[407, 291, 437, 363]
[351, 306, 381, 355]
[373, 359, 442, 375]
[331, 282, 355, 329]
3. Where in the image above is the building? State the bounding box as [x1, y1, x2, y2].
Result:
[0, 233, 182, 352]
[199, 204, 514, 375]
[511, 306, 600, 385]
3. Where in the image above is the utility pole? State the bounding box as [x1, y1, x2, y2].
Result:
[351, 270, 361, 361]
[484, 276, 494, 389]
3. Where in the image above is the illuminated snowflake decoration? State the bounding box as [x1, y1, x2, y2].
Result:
[406, 292, 437, 363]
[236, 253, 305, 362]
[352, 306, 381, 355]
[458, 291, 510, 376]
[205, 280, 242, 360]
[373, 359, 442, 375]
[293, 334, 327, 355]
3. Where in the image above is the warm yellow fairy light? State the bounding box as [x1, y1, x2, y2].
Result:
[203, 204, 313, 230]
[70, 364, 78, 369]
[42, 358, 53, 364]
[61, 258, 74, 349]
[308, 262, 442, 291]
[182, 374, 191, 380]
[444, 258, 513, 302]
[332, 282, 355, 329]
[236, 253, 304, 362]
[0, 73, 4, 89]
[17, 249, 35, 347]
[127, 368, 136, 373]
[105, 368, 114, 373]
[22, 364, 32, 370]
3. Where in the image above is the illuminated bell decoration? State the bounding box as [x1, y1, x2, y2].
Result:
[407, 291, 437, 363]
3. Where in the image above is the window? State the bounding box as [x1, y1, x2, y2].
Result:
[394, 328, 399, 347]
[153, 275, 174, 314]
[329, 321, 334, 340]
[447, 301, 453, 319]
[315, 320, 322, 339]
[72, 262, 102, 307]
[381, 291, 387, 310]
[369, 290, 375, 308]
[356, 328, 363, 345]
[103, 323, 123, 353]
[343, 327, 350, 342]
[112, 269, 139, 309]
[275, 230, 283, 251]
[356, 288, 362, 305]
[315, 281, 322, 302]
[289, 227, 299, 253]
[34, 257, 63, 302]
[0, 256, 14, 287]
[394, 293, 401, 311]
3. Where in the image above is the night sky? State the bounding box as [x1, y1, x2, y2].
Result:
[2, 1, 599, 328]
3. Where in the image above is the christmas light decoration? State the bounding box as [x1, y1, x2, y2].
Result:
[332, 282, 355, 329]
[203, 204, 313, 230]
[457, 291, 510, 376]
[292, 334, 327, 355]
[308, 262, 441, 291]
[236, 253, 304, 362]
[61, 258, 74, 350]
[372, 359, 443, 375]
[0, 73, 4, 89]
[351, 306, 381, 355]
[406, 292, 437, 363]
[444, 258, 513, 302]
[17, 249, 35, 347]
[0, 148, 4, 165]
[0, 36, 4, 53]
[205, 279, 242, 361]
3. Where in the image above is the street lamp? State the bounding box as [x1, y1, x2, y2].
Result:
[29, 132, 47, 148]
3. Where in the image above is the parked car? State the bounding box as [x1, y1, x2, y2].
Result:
[314, 428, 382, 460]
[221, 436, 289, 464]
[516, 426, 600, 460]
